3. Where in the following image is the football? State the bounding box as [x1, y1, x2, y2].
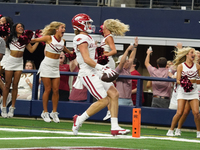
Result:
[101, 71, 119, 82]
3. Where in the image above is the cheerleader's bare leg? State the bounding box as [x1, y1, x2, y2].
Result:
[177, 101, 191, 129]
[189, 99, 200, 131]
[41, 77, 52, 112]
[11, 70, 22, 107]
[2, 70, 14, 107]
[51, 78, 60, 112]
[170, 99, 186, 130]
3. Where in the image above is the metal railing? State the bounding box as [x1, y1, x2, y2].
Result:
[23, 69, 176, 108]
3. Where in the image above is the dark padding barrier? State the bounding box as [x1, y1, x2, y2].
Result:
[7, 70, 196, 129]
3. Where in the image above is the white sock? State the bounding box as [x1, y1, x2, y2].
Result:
[111, 117, 120, 130]
[79, 111, 89, 124]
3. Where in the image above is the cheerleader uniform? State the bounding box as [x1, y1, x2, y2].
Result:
[1, 47, 10, 69]
[177, 62, 199, 100]
[5, 38, 26, 71]
[100, 34, 116, 70]
[38, 36, 64, 78]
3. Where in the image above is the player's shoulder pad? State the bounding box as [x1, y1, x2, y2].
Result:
[73, 34, 89, 45]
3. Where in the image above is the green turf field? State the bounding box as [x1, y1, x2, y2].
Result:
[0, 117, 200, 150]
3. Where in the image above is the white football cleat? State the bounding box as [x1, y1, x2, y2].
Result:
[72, 115, 82, 135]
[103, 110, 111, 121]
[111, 127, 131, 136]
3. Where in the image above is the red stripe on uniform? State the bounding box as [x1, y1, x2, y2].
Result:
[83, 76, 102, 100]
[85, 76, 103, 100]
[83, 77, 100, 100]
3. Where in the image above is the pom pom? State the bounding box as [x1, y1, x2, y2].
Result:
[96, 47, 104, 57]
[18, 30, 33, 46]
[34, 29, 45, 46]
[180, 75, 194, 92]
[0, 23, 11, 37]
[24, 30, 34, 39]
[34, 29, 42, 38]
[65, 49, 76, 61]
[97, 55, 109, 65]
[0, 14, 3, 18]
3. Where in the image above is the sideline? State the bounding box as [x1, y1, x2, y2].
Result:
[0, 128, 200, 143]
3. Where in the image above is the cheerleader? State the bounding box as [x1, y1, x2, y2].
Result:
[100, 19, 129, 120]
[100, 19, 129, 69]
[0, 16, 14, 106]
[1, 23, 39, 118]
[31, 21, 72, 123]
[173, 50, 200, 136]
[166, 47, 200, 138]
[0, 16, 14, 70]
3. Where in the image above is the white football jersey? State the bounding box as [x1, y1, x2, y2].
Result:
[73, 34, 97, 75]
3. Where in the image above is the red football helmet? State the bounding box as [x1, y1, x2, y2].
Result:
[72, 13, 95, 33]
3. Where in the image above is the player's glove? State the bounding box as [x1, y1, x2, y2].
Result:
[95, 64, 117, 78]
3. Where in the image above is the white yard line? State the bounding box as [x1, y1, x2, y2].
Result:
[0, 128, 200, 143]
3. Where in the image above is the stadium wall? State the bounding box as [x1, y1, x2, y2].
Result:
[1, 3, 200, 39]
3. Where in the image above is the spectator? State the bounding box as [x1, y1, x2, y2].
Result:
[130, 58, 145, 105]
[17, 60, 36, 100]
[144, 47, 171, 108]
[115, 37, 138, 106]
[59, 51, 70, 101]
[69, 58, 87, 102]
[146, 81, 152, 92]
[167, 60, 173, 68]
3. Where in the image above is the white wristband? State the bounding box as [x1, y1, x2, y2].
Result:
[95, 64, 104, 70]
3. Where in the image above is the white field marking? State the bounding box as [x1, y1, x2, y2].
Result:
[0, 146, 131, 150]
[0, 128, 112, 137]
[0, 128, 200, 143]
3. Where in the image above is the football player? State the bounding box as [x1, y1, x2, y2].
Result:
[71, 13, 130, 136]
